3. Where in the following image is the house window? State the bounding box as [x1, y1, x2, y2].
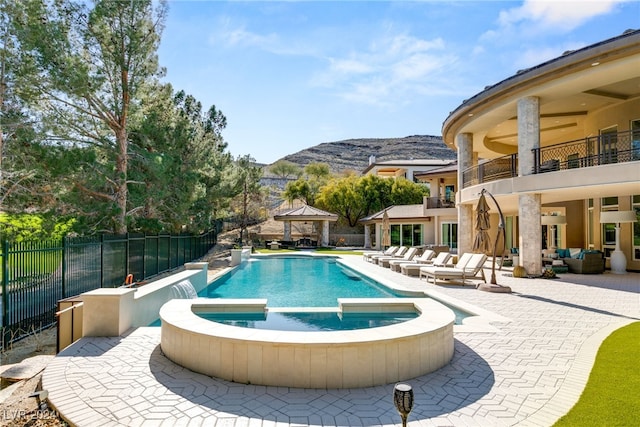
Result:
[441, 222, 458, 251]
[412, 224, 423, 246]
[392, 224, 424, 247]
[601, 197, 619, 258]
[402, 224, 413, 246]
[632, 119, 640, 161]
[600, 126, 618, 164]
[444, 185, 455, 203]
[390, 224, 401, 246]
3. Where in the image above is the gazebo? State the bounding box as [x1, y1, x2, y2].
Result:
[273, 205, 338, 247]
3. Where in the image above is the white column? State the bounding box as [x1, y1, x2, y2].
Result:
[458, 205, 473, 255]
[517, 96, 540, 177]
[457, 132, 473, 188]
[322, 220, 330, 246]
[431, 179, 440, 202]
[364, 224, 371, 248]
[519, 193, 542, 275]
[457, 133, 474, 255]
[517, 96, 542, 274]
[283, 221, 291, 241]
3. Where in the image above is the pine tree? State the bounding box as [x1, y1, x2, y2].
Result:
[13, 0, 167, 234]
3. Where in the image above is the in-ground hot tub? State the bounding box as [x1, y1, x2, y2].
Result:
[159, 298, 455, 389]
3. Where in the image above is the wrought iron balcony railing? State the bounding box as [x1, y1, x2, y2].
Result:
[424, 196, 456, 209]
[461, 130, 640, 189]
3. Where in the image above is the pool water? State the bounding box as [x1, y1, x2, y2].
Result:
[196, 311, 419, 332]
[201, 256, 405, 307]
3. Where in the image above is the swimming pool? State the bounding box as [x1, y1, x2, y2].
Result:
[195, 310, 420, 331]
[201, 255, 407, 307]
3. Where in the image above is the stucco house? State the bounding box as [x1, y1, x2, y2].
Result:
[442, 29, 640, 274]
[362, 156, 454, 182]
[360, 161, 458, 250]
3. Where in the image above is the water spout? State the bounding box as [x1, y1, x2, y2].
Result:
[170, 280, 198, 299]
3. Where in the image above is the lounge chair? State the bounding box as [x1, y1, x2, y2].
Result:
[369, 246, 408, 263]
[379, 247, 419, 268]
[400, 251, 451, 276]
[363, 246, 398, 262]
[389, 249, 435, 272]
[419, 253, 487, 285]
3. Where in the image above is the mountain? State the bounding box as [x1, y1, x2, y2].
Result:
[264, 135, 456, 175]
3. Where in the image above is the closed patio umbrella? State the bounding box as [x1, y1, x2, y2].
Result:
[473, 193, 491, 253]
[382, 209, 391, 248]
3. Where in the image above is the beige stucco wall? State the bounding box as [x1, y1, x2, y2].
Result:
[160, 298, 455, 389]
[81, 262, 209, 337]
[584, 98, 640, 135]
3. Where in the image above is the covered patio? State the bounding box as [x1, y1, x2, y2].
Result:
[273, 205, 338, 247]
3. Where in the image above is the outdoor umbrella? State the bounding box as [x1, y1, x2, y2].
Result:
[382, 209, 391, 248]
[473, 193, 491, 253]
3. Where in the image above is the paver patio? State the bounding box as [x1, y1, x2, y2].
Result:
[43, 257, 639, 426]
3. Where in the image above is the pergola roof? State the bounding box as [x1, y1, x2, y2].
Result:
[273, 205, 339, 222]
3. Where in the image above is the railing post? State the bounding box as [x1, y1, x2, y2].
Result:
[143, 233, 147, 280]
[532, 148, 540, 173]
[62, 236, 67, 298]
[100, 234, 105, 288]
[125, 233, 130, 281]
[2, 239, 8, 330]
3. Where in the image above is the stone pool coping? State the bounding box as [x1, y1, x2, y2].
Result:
[159, 297, 455, 389]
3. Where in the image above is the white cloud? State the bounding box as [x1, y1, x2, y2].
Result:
[313, 33, 460, 106]
[474, 0, 629, 77]
[392, 53, 443, 81]
[329, 58, 375, 75]
[514, 41, 587, 69]
[498, 0, 626, 32]
[208, 16, 278, 50]
[224, 26, 278, 48]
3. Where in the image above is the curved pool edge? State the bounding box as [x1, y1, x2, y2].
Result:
[160, 298, 455, 389]
[334, 255, 512, 332]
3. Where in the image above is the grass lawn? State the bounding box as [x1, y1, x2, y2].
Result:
[314, 248, 363, 256]
[553, 321, 640, 426]
[254, 247, 363, 256]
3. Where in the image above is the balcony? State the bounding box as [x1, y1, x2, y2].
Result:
[424, 196, 456, 209]
[462, 130, 640, 189]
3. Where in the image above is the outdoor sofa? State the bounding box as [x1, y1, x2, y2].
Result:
[555, 249, 605, 274]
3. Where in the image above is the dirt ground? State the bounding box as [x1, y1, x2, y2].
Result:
[0, 240, 235, 427]
[0, 327, 62, 426]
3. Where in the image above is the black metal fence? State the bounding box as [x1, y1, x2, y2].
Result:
[1, 230, 217, 348]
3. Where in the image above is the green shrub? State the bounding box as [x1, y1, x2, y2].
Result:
[0, 213, 76, 242]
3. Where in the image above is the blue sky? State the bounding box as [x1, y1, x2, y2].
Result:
[158, 1, 640, 164]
